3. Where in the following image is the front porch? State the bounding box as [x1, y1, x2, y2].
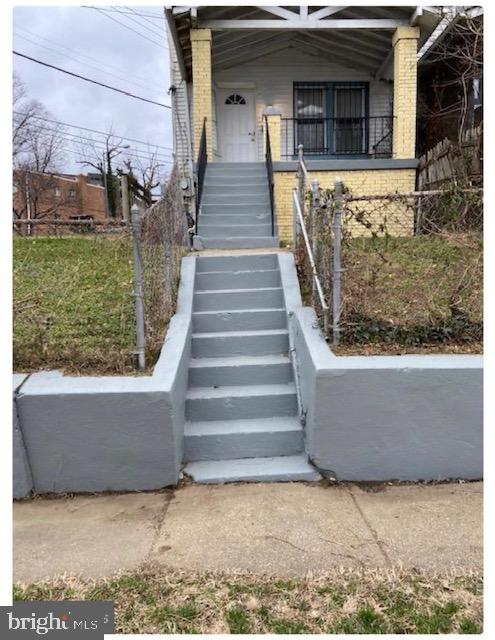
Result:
[168, 6, 439, 164]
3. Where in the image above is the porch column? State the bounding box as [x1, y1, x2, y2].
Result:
[263, 106, 282, 161]
[190, 29, 213, 158]
[392, 26, 420, 159]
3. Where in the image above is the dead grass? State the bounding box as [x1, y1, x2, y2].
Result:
[14, 566, 483, 634]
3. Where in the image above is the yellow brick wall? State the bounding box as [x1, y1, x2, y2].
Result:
[263, 115, 281, 161]
[392, 27, 420, 159]
[190, 29, 213, 157]
[274, 168, 417, 243]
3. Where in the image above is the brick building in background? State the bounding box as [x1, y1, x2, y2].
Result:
[13, 171, 107, 233]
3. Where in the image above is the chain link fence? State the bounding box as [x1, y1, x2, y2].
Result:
[13, 165, 189, 374]
[295, 181, 483, 353]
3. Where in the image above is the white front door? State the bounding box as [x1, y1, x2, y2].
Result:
[217, 90, 257, 162]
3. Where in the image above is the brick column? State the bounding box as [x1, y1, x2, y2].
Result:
[190, 29, 213, 158]
[392, 26, 420, 159]
[263, 107, 282, 161]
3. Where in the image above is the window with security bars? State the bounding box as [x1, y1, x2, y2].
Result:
[294, 82, 368, 155]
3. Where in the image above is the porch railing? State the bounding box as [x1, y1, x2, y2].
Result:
[195, 117, 207, 227]
[282, 116, 394, 160]
[264, 115, 275, 236]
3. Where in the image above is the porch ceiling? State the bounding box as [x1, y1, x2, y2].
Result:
[168, 6, 443, 80]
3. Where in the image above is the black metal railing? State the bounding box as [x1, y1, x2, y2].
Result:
[281, 116, 394, 159]
[264, 115, 275, 236]
[195, 117, 207, 225]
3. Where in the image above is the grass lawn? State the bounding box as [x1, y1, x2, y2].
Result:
[13, 235, 137, 375]
[14, 567, 482, 634]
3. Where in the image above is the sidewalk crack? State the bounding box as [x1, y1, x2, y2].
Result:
[347, 487, 392, 567]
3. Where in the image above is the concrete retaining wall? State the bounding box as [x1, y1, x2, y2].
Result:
[13, 374, 33, 498]
[293, 307, 483, 481]
[13, 257, 196, 496]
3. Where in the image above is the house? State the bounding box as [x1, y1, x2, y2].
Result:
[13, 171, 107, 233]
[166, 5, 447, 247]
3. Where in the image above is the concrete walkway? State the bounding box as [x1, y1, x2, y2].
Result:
[13, 482, 482, 583]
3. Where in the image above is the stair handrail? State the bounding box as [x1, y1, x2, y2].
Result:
[195, 117, 208, 229]
[264, 115, 275, 236]
[293, 145, 330, 336]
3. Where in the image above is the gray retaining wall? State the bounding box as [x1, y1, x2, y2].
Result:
[13, 257, 196, 496]
[13, 251, 483, 495]
[292, 307, 483, 481]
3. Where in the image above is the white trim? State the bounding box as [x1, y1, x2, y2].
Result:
[310, 7, 347, 20]
[215, 81, 256, 89]
[199, 19, 410, 31]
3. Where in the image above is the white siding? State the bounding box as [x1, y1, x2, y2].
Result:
[213, 47, 393, 160]
[167, 28, 192, 170]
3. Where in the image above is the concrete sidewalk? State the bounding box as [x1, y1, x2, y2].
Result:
[13, 482, 482, 583]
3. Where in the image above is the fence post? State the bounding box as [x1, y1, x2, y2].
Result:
[131, 203, 146, 370]
[310, 178, 319, 305]
[121, 174, 130, 222]
[332, 178, 343, 347]
[297, 144, 305, 213]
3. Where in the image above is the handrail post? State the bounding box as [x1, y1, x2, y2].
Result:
[332, 178, 343, 347]
[131, 203, 146, 370]
[263, 114, 276, 237]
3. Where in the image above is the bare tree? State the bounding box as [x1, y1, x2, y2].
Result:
[418, 8, 483, 147]
[13, 73, 65, 170]
[76, 127, 130, 217]
[122, 150, 165, 206]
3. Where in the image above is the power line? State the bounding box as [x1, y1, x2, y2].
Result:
[32, 125, 173, 162]
[87, 6, 167, 50]
[13, 110, 173, 151]
[81, 6, 165, 20]
[108, 5, 167, 42]
[14, 26, 165, 95]
[13, 51, 172, 109]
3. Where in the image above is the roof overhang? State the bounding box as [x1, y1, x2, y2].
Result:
[167, 6, 446, 80]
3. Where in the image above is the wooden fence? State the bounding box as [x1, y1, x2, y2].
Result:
[417, 125, 482, 190]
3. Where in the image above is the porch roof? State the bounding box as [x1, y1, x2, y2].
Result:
[166, 5, 444, 80]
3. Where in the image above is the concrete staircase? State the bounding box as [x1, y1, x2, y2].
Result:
[183, 253, 320, 483]
[193, 163, 279, 250]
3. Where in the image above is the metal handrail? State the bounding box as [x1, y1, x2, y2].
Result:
[195, 118, 207, 227]
[264, 115, 275, 236]
[292, 187, 330, 335]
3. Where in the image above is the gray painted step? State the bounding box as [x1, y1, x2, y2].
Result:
[193, 237, 279, 250]
[184, 454, 322, 483]
[198, 213, 271, 224]
[188, 354, 292, 387]
[195, 269, 280, 291]
[191, 328, 289, 358]
[185, 383, 297, 421]
[204, 183, 267, 193]
[203, 194, 269, 206]
[201, 203, 270, 215]
[184, 417, 303, 462]
[196, 254, 278, 272]
[192, 308, 286, 332]
[199, 224, 274, 238]
[193, 287, 284, 311]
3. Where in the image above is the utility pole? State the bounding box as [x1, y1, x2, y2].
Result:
[24, 172, 32, 236]
[101, 154, 110, 218]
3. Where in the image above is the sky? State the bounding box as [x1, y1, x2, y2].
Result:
[12, 5, 173, 180]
